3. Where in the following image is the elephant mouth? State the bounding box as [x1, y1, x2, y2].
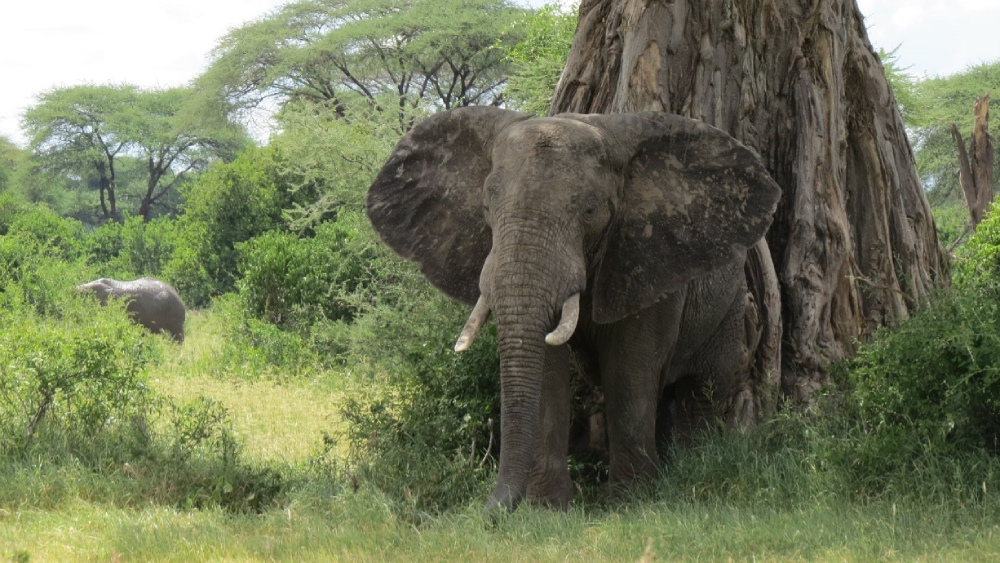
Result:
[454, 292, 582, 352]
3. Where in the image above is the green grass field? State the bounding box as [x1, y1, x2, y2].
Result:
[4, 311, 1000, 562]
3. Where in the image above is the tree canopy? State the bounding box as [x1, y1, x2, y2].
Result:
[503, 3, 578, 116]
[22, 85, 247, 223]
[198, 0, 529, 124]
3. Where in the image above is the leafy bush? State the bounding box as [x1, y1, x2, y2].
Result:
[164, 146, 295, 306]
[342, 287, 501, 517]
[838, 197, 1000, 475]
[954, 201, 1000, 290]
[236, 210, 381, 326]
[0, 235, 96, 317]
[0, 294, 157, 457]
[84, 214, 176, 279]
[846, 286, 1000, 454]
[0, 193, 84, 260]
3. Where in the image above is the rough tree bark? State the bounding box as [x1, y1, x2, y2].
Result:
[551, 0, 948, 403]
[952, 94, 994, 228]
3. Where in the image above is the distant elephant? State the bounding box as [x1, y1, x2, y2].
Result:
[77, 277, 186, 343]
[366, 107, 781, 517]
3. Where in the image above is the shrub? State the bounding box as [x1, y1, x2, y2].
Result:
[0, 193, 84, 261]
[84, 214, 176, 279]
[954, 200, 1000, 290]
[845, 286, 1000, 463]
[0, 295, 157, 457]
[342, 288, 501, 517]
[164, 146, 295, 307]
[835, 197, 1000, 478]
[0, 233, 96, 316]
[236, 210, 381, 327]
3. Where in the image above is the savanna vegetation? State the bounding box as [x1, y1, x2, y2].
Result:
[2, 0, 1000, 560]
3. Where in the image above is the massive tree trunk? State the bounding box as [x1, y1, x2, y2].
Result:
[551, 0, 948, 401]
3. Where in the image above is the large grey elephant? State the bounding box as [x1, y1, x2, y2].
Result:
[366, 107, 781, 516]
[77, 277, 186, 343]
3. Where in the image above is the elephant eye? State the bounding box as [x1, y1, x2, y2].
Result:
[582, 196, 603, 218]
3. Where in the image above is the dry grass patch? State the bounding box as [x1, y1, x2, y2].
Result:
[149, 309, 347, 464]
[153, 374, 344, 463]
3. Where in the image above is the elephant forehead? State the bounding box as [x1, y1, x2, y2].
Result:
[496, 119, 607, 157]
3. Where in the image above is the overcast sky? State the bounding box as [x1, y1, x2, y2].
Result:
[2, 0, 999, 147]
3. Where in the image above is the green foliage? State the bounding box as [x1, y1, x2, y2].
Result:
[504, 2, 578, 115]
[906, 61, 1000, 204]
[271, 99, 409, 230]
[0, 197, 92, 316]
[164, 146, 294, 306]
[845, 202, 1000, 465]
[954, 199, 1000, 290]
[236, 210, 381, 326]
[199, 0, 527, 120]
[22, 84, 247, 223]
[0, 286, 157, 457]
[0, 135, 25, 194]
[846, 288, 1000, 458]
[84, 214, 177, 279]
[342, 286, 501, 517]
[0, 193, 84, 260]
[211, 292, 319, 376]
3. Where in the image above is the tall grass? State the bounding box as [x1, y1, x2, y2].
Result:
[6, 316, 1000, 562]
[6, 201, 1000, 559]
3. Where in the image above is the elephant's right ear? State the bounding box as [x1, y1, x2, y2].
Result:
[366, 107, 533, 304]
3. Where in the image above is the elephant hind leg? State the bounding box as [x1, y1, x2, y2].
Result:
[669, 297, 753, 447]
[666, 376, 720, 448]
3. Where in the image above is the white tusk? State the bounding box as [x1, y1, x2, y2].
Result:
[455, 295, 491, 352]
[545, 293, 580, 346]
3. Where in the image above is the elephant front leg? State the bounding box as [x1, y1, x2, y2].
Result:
[526, 343, 574, 508]
[599, 349, 662, 491]
[603, 378, 660, 490]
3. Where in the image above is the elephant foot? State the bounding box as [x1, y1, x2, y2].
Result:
[527, 460, 574, 509]
[483, 483, 523, 526]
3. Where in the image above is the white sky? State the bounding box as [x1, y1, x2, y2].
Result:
[2, 0, 999, 147]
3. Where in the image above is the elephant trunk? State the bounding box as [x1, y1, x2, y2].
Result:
[481, 218, 584, 518]
[485, 305, 549, 516]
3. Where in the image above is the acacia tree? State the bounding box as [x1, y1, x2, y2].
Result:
[551, 0, 948, 405]
[503, 3, 578, 115]
[199, 0, 528, 125]
[23, 85, 133, 221]
[130, 88, 246, 220]
[23, 85, 246, 222]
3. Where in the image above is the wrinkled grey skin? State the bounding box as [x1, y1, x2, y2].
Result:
[77, 277, 186, 343]
[366, 107, 781, 518]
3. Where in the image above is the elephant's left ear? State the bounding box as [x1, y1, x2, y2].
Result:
[568, 112, 781, 324]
